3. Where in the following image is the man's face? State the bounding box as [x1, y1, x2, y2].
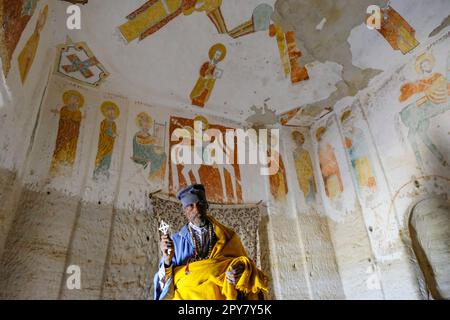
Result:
[183, 202, 203, 223]
[68, 95, 80, 108]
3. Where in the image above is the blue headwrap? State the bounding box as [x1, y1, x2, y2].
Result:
[176, 184, 207, 209]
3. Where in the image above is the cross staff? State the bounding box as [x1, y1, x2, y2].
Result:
[159, 220, 171, 255]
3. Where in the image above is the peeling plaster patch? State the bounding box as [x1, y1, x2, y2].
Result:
[245, 104, 278, 127]
[273, 0, 386, 111]
[348, 23, 403, 72]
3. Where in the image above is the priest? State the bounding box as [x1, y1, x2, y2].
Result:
[153, 184, 268, 300]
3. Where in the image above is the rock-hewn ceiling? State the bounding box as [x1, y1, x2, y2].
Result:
[56, 0, 450, 126]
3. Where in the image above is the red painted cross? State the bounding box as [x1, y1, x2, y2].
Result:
[62, 54, 100, 78]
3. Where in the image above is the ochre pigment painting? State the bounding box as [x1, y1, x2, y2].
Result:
[54, 38, 110, 87]
[169, 115, 243, 204]
[399, 52, 450, 169]
[228, 3, 273, 39]
[378, 6, 419, 55]
[190, 43, 226, 108]
[93, 101, 120, 180]
[269, 25, 309, 84]
[292, 131, 316, 204]
[0, 0, 40, 76]
[268, 149, 288, 202]
[49, 90, 84, 177]
[17, 4, 48, 84]
[316, 127, 343, 200]
[340, 110, 376, 194]
[118, 0, 226, 43]
[131, 112, 167, 184]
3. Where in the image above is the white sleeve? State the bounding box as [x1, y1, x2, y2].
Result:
[158, 263, 173, 290]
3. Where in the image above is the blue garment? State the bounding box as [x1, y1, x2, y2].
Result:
[153, 224, 196, 300]
[132, 133, 166, 175]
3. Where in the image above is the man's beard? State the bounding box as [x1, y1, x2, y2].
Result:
[190, 213, 207, 227]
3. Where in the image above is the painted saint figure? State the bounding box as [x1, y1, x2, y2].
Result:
[228, 3, 273, 39]
[190, 43, 226, 108]
[49, 90, 84, 177]
[292, 131, 316, 204]
[378, 6, 419, 55]
[268, 132, 288, 201]
[119, 0, 226, 43]
[131, 112, 167, 182]
[18, 5, 48, 83]
[269, 24, 309, 84]
[317, 127, 343, 200]
[340, 110, 376, 192]
[399, 52, 450, 169]
[93, 101, 120, 180]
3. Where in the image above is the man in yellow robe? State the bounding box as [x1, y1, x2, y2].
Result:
[154, 184, 268, 300]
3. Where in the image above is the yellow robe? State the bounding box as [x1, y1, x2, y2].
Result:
[190, 62, 216, 107]
[50, 106, 82, 176]
[119, 0, 184, 42]
[170, 215, 268, 300]
[18, 31, 40, 83]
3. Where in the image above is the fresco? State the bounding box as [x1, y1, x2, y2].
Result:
[49, 90, 85, 177]
[190, 43, 226, 108]
[17, 4, 48, 84]
[228, 3, 273, 39]
[118, 0, 226, 43]
[130, 112, 167, 184]
[378, 6, 419, 55]
[54, 38, 110, 87]
[169, 115, 243, 204]
[0, 0, 40, 76]
[93, 101, 120, 180]
[269, 26, 309, 84]
[316, 127, 343, 200]
[292, 131, 316, 204]
[399, 52, 450, 169]
[268, 132, 288, 202]
[340, 110, 376, 196]
[228, 3, 308, 84]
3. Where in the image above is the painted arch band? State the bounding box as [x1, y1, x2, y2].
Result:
[170, 121, 281, 176]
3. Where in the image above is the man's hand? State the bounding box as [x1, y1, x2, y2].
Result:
[226, 263, 244, 285]
[160, 234, 174, 266]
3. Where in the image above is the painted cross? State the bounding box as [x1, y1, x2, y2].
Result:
[62, 54, 100, 78]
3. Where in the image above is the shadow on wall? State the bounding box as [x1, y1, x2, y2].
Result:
[408, 197, 450, 300]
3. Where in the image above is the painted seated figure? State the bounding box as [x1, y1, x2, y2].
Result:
[154, 184, 268, 300]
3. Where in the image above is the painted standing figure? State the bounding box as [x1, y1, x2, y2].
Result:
[190, 43, 226, 108]
[49, 90, 85, 177]
[93, 101, 120, 180]
[131, 112, 167, 182]
[341, 110, 376, 192]
[317, 127, 343, 200]
[119, 0, 226, 43]
[399, 52, 450, 169]
[292, 131, 316, 204]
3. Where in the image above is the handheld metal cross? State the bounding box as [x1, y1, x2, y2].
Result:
[159, 220, 170, 235]
[159, 220, 171, 255]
